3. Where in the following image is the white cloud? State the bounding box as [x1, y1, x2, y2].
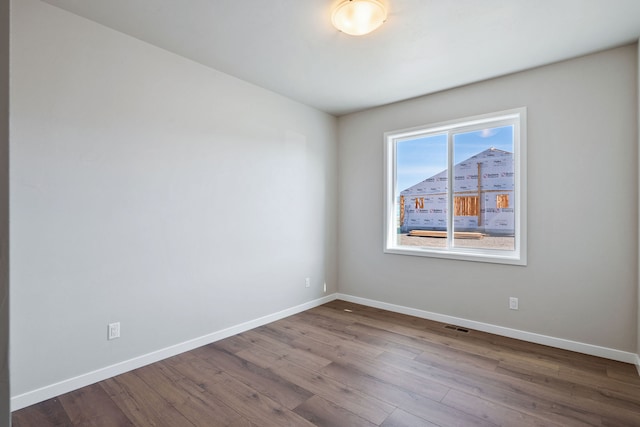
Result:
[480, 128, 498, 138]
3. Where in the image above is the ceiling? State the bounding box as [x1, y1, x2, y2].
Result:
[41, 0, 640, 116]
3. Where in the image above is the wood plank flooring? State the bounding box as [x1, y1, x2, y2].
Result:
[12, 300, 640, 426]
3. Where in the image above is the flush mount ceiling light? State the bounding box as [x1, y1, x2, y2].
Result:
[331, 0, 387, 36]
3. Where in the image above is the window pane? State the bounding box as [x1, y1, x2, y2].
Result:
[452, 126, 515, 250]
[396, 134, 447, 249]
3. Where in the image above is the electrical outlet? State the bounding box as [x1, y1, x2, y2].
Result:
[305, 277, 311, 288]
[108, 322, 120, 340]
[509, 297, 518, 310]
[323, 282, 327, 293]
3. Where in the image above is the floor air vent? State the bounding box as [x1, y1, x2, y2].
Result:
[444, 325, 469, 333]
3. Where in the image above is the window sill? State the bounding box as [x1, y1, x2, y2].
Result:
[384, 245, 526, 266]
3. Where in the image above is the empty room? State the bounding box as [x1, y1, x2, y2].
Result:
[3, 0, 640, 426]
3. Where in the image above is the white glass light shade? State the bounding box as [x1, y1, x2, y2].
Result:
[331, 0, 387, 36]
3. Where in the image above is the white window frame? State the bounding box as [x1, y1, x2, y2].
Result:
[384, 108, 527, 265]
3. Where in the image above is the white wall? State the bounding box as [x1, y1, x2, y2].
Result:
[637, 41, 640, 371]
[10, 0, 337, 402]
[0, 0, 8, 423]
[338, 45, 638, 353]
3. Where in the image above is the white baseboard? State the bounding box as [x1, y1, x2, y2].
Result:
[12, 291, 638, 411]
[11, 294, 338, 412]
[336, 293, 638, 365]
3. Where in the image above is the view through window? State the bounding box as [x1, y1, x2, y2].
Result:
[385, 109, 526, 265]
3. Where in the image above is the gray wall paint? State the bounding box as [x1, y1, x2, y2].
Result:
[0, 0, 8, 423]
[10, 0, 337, 396]
[338, 45, 638, 352]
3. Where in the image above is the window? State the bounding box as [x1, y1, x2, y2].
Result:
[384, 108, 526, 265]
[454, 196, 479, 216]
[496, 194, 509, 209]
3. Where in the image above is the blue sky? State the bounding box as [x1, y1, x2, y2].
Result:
[396, 125, 513, 192]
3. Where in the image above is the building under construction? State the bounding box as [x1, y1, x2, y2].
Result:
[399, 147, 514, 235]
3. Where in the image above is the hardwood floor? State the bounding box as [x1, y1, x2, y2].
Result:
[12, 300, 640, 426]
